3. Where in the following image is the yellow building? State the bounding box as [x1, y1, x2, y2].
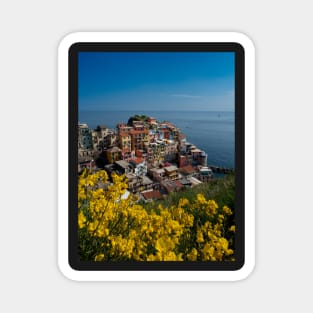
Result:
[119, 132, 132, 151]
[106, 146, 121, 164]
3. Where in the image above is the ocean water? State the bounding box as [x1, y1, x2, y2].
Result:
[79, 110, 234, 168]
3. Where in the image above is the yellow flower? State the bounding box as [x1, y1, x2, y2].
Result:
[196, 193, 207, 204]
[178, 198, 189, 207]
[155, 237, 175, 253]
[78, 169, 235, 262]
[229, 225, 236, 232]
[206, 200, 218, 215]
[196, 229, 204, 243]
[187, 248, 198, 261]
[201, 243, 216, 261]
[95, 225, 108, 237]
[222, 205, 232, 215]
[147, 254, 159, 261]
[163, 251, 182, 261]
[78, 211, 86, 229]
[94, 254, 104, 261]
[87, 222, 97, 233]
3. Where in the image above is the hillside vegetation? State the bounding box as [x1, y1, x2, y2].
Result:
[127, 114, 149, 126]
[143, 174, 235, 213]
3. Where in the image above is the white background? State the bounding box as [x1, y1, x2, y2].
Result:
[0, 0, 312, 312]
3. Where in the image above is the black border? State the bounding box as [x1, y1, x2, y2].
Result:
[69, 42, 245, 271]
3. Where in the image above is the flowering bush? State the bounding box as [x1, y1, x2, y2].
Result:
[78, 170, 235, 261]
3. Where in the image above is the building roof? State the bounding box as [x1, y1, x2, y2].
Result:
[129, 157, 144, 164]
[174, 180, 184, 188]
[180, 165, 195, 175]
[133, 120, 145, 124]
[180, 178, 191, 185]
[108, 146, 121, 152]
[161, 180, 183, 193]
[115, 160, 131, 169]
[78, 123, 89, 128]
[117, 123, 128, 127]
[130, 129, 149, 135]
[161, 180, 176, 192]
[164, 165, 178, 172]
[200, 167, 212, 172]
[162, 121, 176, 128]
[149, 168, 165, 174]
[142, 190, 162, 200]
[189, 177, 202, 186]
[142, 176, 153, 185]
[125, 173, 137, 180]
[104, 164, 115, 170]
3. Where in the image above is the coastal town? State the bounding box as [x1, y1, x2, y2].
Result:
[78, 115, 230, 202]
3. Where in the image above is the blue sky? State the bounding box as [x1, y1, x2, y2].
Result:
[78, 52, 234, 112]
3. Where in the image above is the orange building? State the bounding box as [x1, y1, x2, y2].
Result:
[129, 128, 149, 151]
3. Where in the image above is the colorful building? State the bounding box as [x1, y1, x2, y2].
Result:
[130, 128, 149, 151]
[78, 123, 93, 150]
[118, 132, 132, 150]
[164, 165, 179, 180]
[106, 146, 121, 164]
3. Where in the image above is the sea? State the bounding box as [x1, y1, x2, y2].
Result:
[79, 110, 234, 169]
